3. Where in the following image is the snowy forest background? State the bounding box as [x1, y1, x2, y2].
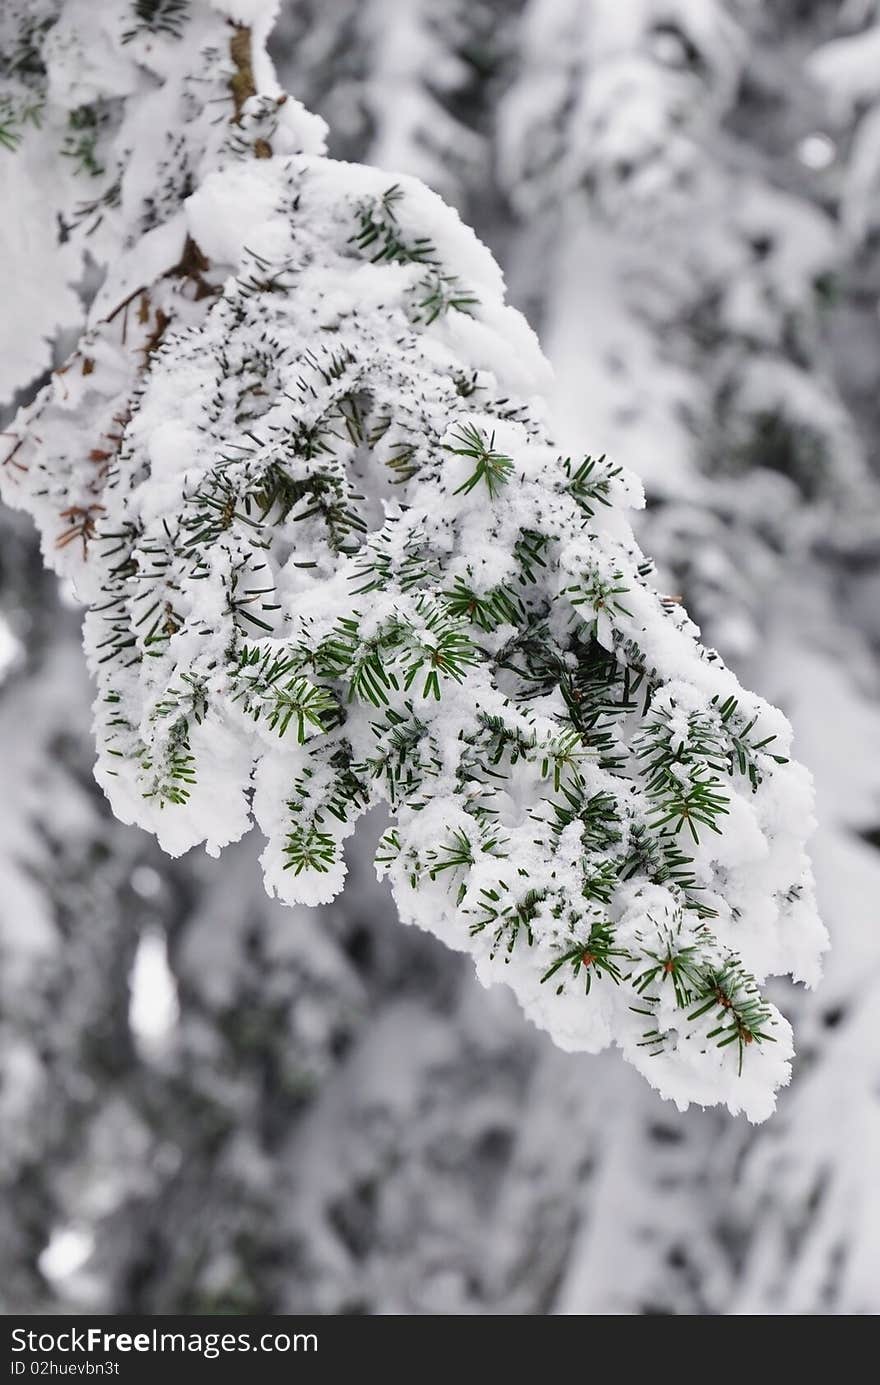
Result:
[2, 0, 880, 1315]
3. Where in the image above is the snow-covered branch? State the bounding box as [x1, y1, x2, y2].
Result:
[0, 0, 826, 1118]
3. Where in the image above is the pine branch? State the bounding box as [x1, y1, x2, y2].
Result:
[447, 424, 515, 498]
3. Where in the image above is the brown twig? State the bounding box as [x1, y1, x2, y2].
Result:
[57, 504, 105, 557]
[1, 432, 27, 471]
[229, 25, 257, 121]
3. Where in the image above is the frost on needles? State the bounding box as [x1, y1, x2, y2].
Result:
[0, 1, 827, 1120]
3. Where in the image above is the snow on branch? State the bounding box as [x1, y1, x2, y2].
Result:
[0, 0, 827, 1118]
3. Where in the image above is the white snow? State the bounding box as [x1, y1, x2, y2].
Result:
[0, 0, 828, 1120]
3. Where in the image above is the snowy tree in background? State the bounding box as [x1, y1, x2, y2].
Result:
[269, 0, 502, 205]
[492, 0, 880, 1312]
